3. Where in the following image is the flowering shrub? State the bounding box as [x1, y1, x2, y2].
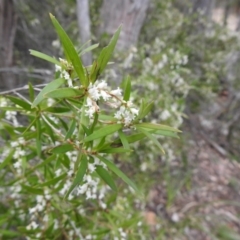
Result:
[0, 14, 179, 239]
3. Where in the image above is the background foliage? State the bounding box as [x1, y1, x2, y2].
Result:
[1, 0, 240, 239]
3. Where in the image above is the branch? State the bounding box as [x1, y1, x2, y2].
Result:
[0, 83, 47, 95]
[0, 67, 52, 75]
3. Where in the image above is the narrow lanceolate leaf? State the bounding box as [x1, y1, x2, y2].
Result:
[29, 50, 61, 65]
[96, 165, 117, 191]
[51, 144, 74, 154]
[65, 154, 88, 198]
[39, 173, 67, 187]
[32, 78, 65, 107]
[123, 76, 131, 101]
[28, 82, 35, 102]
[49, 14, 87, 86]
[24, 154, 56, 177]
[118, 130, 130, 149]
[97, 155, 138, 192]
[150, 130, 179, 138]
[6, 96, 32, 111]
[84, 124, 122, 142]
[138, 101, 154, 119]
[135, 123, 181, 132]
[80, 43, 99, 56]
[137, 127, 165, 154]
[45, 88, 84, 99]
[0, 150, 14, 170]
[98, 147, 132, 153]
[90, 26, 121, 82]
[65, 119, 76, 140]
[79, 97, 89, 141]
[22, 185, 44, 195]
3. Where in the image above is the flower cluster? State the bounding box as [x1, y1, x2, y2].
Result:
[86, 80, 138, 127]
[55, 59, 73, 87]
[11, 137, 26, 175]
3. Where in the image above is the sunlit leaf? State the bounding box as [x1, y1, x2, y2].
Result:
[135, 122, 181, 132]
[98, 147, 132, 153]
[6, 96, 31, 111]
[45, 88, 84, 99]
[118, 130, 130, 149]
[29, 49, 61, 65]
[90, 26, 121, 82]
[96, 165, 117, 191]
[97, 155, 138, 192]
[32, 78, 65, 107]
[65, 119, 76, 140]
[51, 144, 74, 154]
[50, 13, 87, 86]
[84, 124, 122, 142]
[123, 76, 131, 101]
[65, 154, 88, 198]
[137, 127, 165, 154]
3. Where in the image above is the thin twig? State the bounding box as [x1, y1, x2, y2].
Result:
[0, 84, 47, 95]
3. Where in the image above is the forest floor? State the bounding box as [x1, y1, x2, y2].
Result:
[145, 115, 240, 239]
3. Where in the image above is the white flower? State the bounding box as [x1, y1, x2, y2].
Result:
[96, 80, 108, 89]
[88, 163, 96, 173]
[55, 64, 61, 72]
[85, 106, 96, 119]
[0, 97, 7, 107]
[29, 207, 36, 214]
[88, 86, 100, 100]
[11, 141, 19, 148]
[110, 87, 122, 97]
[161, 109, 171, 121]
[130, 108, 139, 115]
[100, 90, 110, 101]
[13, 161, 21, 169]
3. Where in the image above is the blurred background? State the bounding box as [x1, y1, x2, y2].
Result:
[1, 0, 240, 239]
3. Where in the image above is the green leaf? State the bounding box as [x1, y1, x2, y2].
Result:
[90, 26, 121, 82]
[51, 144, 74, 154]
[65, 154, 88, 198]
[150, 129, 179, 138]
[80, 43, 99, 56]
[65, 119, 76, 140]
[137, 127, 165, 154]
[50, 14, 87, 86]
[32, 78, 65, 107]
[22, 185, 44, 195]
[44, 107, 70, 113]
[96, 165, 117, 191]
[0, 150, 14, 170]
[45, 88, 84, 99]
[138, 101, 154, 119]
[39, 173, 66, 187]
[79, 96, 89, 140]
[28, 82, 35, 102]
[84, 124, 122, 142]
[6, 95, 32, 111]
[24, 154, 56, 177]
[97, 155, 138, 192]
[123, 76, 131, 101]
[0, 230, 21, 237]
[135, 122, 181, 132]
[36, 118, 42, 157]
[118, 130, 130, 149]
[29, 49, 61, 65]
[99, 147, 132, 153]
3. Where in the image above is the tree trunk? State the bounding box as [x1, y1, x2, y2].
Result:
[223, 1, 231, 26]
[99, 0, 150, 51]
[192, 0, 216, 21]
[0, 0, 17, 90]
[76, 0, 92, 66]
